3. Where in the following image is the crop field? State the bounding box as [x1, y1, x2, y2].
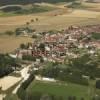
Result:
[0, 2, 100, 53]
[0, 76, 21, 91]
[82, 2, 100, 11]
[0, 7, 100, 32]
[0, 36, 33, 53]
[27, 80, 89, 100]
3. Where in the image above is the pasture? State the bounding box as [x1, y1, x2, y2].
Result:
[27, 80, 89, 100]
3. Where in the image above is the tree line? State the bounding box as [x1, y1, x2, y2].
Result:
[0, 54, 21, 78]
[17, 72, 89, 100]
[34, 53, 100, 86]
[0, 0, 76, 6]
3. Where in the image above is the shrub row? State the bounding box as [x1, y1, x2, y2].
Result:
[17, 73, 35, 100]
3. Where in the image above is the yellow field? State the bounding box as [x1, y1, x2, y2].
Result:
[83, 2, 100, 11]
[0, 2, 100, 53]
[0, 36, 33, 53]
[0, 8, 100, 32]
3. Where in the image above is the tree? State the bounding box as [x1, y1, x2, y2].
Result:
[58, 96, 63, 100]
[22, 55, 36, 61]
[51, 95, 55, 100]
[72, 96, 76, 100]
[36, 18, 39, 21]
[26, 22, 30, 26]
[31, 19, 34, 22]
[39, 43, 45, 52]
[32, 34, 37, 39]
[68, 96, 72, 100]
[40, 94, 52, 100]
[20, 43, 26, 49]
[17, 73, 35, 100]
[5, 31, 14, 35]
[96, 80, 100, 89]
[0, 54, 20, 78]
[92, 97, 96, 100]
[80, 97, 85, 100]
[15, 28, 21, 36]
[0, 0, 77, 6]
[40, 57, 44, 63]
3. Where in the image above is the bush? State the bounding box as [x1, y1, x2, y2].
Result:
[17, 73, 35, 100]
[20, 43, 27, 49]
[26, 92, 42, 100]
[15, 28, 22, 36]
[5, 31, 14, 35]
[0, 54, 19, 78]
[66, 75, 89, 86]
[58, 71, 88, 86]
[92, 33, 100, 40]
[22, 55, 36, 61]
[1, 6, 22, 12]
[96, 80, 100, 89]
[32, 34, 37, 38]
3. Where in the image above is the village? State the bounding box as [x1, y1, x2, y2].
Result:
[0, 24, 100, 100]
[0, 0, 100, 99]
[16, 25, 100, 63]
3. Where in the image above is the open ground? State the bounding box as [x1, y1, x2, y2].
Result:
[0, 76, 21, 91]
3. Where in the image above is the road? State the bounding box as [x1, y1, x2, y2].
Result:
[12, 64, 32, 94]
[0, 64, 32, 100]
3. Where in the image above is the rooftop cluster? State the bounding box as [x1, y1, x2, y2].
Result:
[16, 25, 100, 63]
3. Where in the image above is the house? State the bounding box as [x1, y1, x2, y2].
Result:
[15, 25, 100, 63]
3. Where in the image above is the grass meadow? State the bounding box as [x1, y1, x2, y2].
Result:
[27, 80, 90, 100]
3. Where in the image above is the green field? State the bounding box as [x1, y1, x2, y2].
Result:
[0, 11, 17, 17]
[27, 80, 90, 100]
[0, 4, 56, 17]
[92, 33, 100, 40]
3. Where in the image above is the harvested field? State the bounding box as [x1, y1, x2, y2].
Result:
[0, 14, 51, 32]
[0, 36, 33, 53]
[0, 76, 21, 91]
[82, 2, 100, 11]
[0, 3, 100, 53]
[0, 8, 100, 32]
